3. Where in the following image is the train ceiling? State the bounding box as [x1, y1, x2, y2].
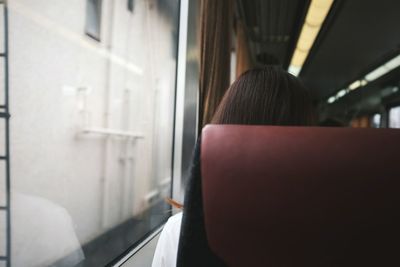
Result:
[238, 0, 400, 103]
[237, 0, 310, 68]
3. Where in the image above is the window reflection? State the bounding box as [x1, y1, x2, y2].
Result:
[371, 113, 381, 128]
[389, 106, 400, 128]
[1, 0, 179, 266]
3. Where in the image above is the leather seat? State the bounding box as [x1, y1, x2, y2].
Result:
[200, 125, 400, 266]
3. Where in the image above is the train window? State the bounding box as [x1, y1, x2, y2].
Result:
[389, 106, 400, 128]
[370, 113, 381, 128]
[128, 0, 134, 12]
[85, 0, 102, 40]
[2, 0, 180, 266]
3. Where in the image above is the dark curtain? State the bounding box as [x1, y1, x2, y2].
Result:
[198, 0, 233, 130]
[236, 20, 254, 78]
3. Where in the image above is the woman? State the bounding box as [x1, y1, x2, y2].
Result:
[152, 66, 315, 267]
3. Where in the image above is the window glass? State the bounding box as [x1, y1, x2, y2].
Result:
[0, 161, 5, 207]
[128, 0, 134, 12]
[85, 0, 102, 40]
[389, 106, 400, 128]
[370, 113, 381, 128]
[2, 0, 180, 266]
[0, 210, 5, 258]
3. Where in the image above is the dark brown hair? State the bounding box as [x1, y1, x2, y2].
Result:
[211, 66, 315, 126]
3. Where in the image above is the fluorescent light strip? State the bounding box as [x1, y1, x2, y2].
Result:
[327, 96, 336, 103]
[327, 53, 400, 104]
[384, 54, 400, 70]
[365, 66, 390, 82]
[336, 89, 347, 98]
[349, 80, 361, 90]
[365, 54, 400, 82]
[288, 0, 334, 76]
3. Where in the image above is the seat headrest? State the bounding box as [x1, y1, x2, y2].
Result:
[201, 125, 400, 266]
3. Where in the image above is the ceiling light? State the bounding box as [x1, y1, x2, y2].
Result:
[327, 53, 400, 104]
[349, 80, 361, 90]
[327, 89, 346, 104]
[385, 54, 400, 69]
[288, 65, 301, 76]
[365, 66, 390, 82]
[365, 54, 400, 82]
[336, 89, 347, 98]
[288, 0, 334, 76]
[348, 79, 368, 91]
[327, 96, 336, 103]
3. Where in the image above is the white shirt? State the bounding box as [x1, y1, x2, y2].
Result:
[152, 212, 183, 267]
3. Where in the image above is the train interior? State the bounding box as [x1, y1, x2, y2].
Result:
[0, 0, 399, 266]
[238, 0, 400, 127]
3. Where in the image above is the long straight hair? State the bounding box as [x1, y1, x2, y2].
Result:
[212, 66, 315, 125]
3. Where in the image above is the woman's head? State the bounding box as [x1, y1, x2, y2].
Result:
[211, 66, 315, 126]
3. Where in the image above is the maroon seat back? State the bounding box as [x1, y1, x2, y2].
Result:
[201, 125, 400, 267]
